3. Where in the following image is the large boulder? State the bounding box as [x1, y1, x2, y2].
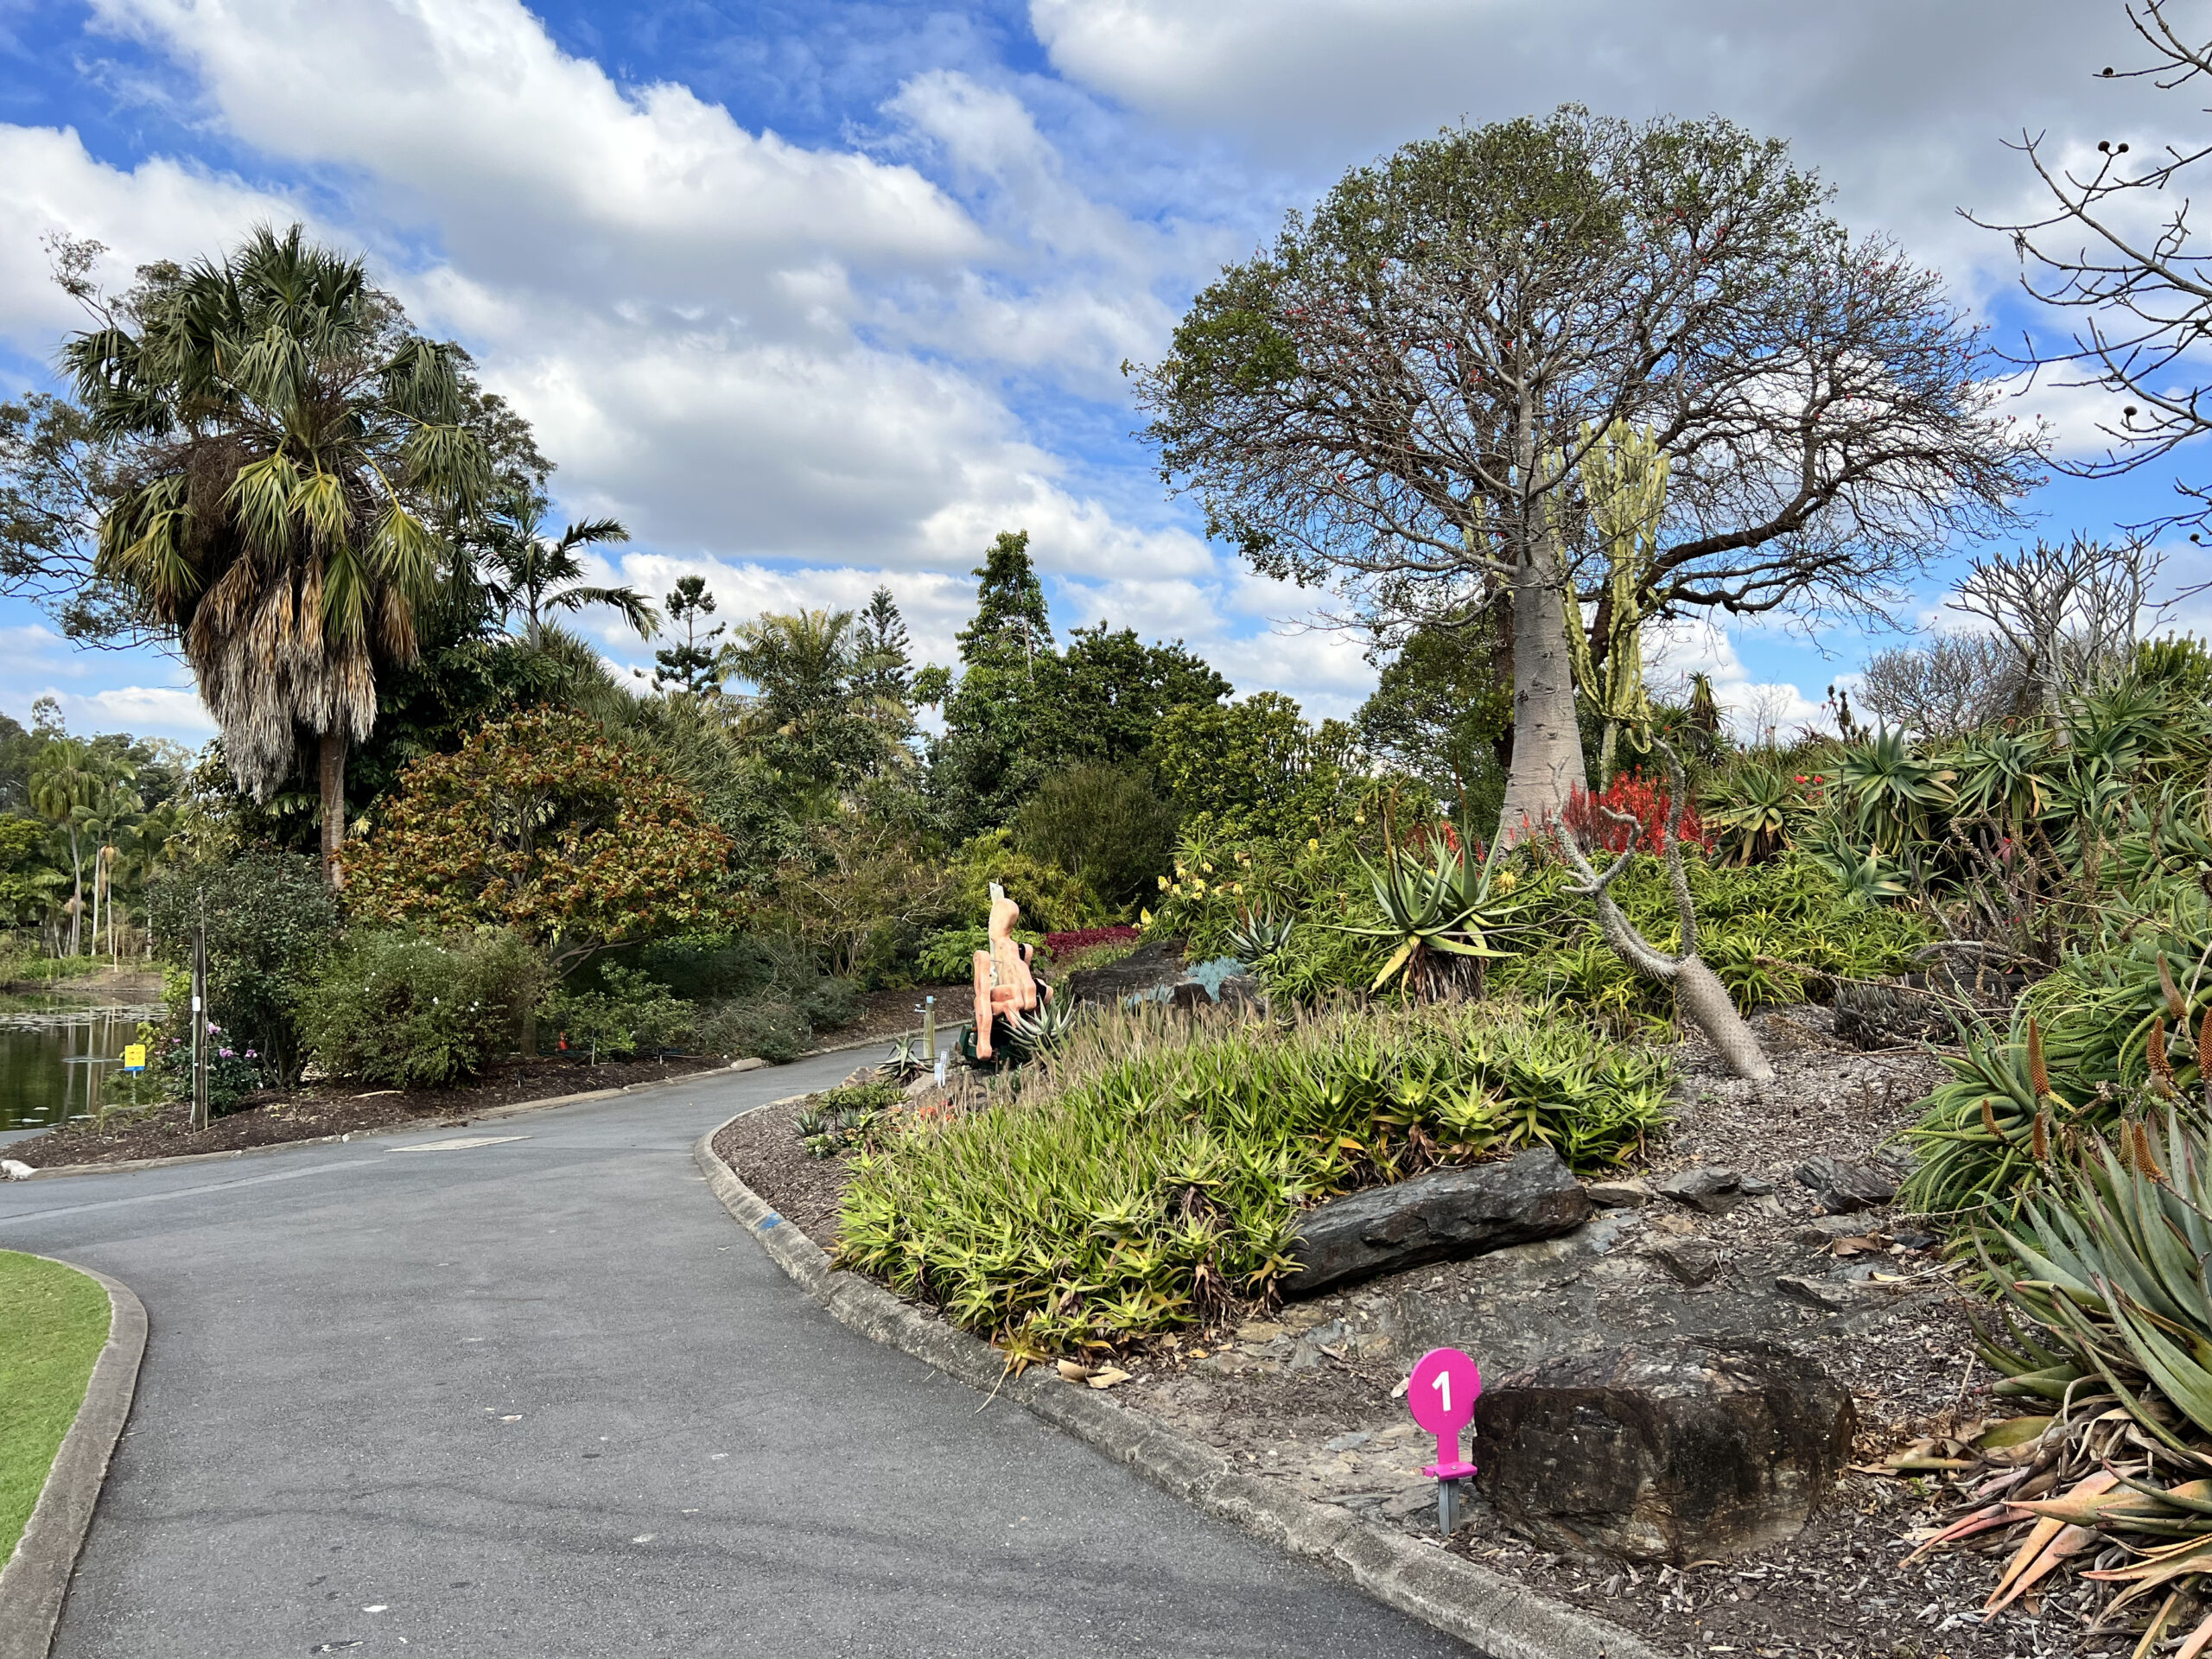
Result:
[1474, 1338, 1854, 1562]
[1284, 1149, 1592, 1299]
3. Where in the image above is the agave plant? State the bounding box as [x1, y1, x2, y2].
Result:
[1226, 906, 1294, 963]
[1341, 842, 1513, 995]
[1703, 765, 1798, 866]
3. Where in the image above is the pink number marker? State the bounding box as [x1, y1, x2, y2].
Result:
[1406, 1346, 1481, 1479]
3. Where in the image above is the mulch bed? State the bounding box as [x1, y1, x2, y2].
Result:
[714, 1091, 854, 1244]
[6, 1053, 731, 1168]
[715, 1007, 2126, 1658]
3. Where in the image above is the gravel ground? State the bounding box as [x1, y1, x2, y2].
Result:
[721, 1007, 2140, 1657]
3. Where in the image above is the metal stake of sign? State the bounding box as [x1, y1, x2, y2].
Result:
[1405, 1347, 1483, 1539]
[190, 914, 209, 1133]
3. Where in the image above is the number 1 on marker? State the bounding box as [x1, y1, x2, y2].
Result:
[1432, 1370, 1451, 1412]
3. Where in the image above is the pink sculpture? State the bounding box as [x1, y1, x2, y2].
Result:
[971, 882, 1046, 1060]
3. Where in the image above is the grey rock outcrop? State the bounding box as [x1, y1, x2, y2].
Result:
[1644, 1235, 1721, 1286]
[1795, 1155, 1897, 1215]
[1284, 1149, 1592, 1299]
[1650, 1167, 1771, 1214]
[1474, 1338, 1854, 1562]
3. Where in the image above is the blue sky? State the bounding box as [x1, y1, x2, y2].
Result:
[0, 0, 2202, 747]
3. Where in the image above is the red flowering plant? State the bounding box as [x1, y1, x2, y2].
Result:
[1044, 925, 1144, 975]
[1560, 772, 1715, 857]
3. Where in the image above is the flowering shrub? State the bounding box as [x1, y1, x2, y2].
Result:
[1560, 771, 1714, 856]
[145, 1024, 267, 1115]
[302, 928, 550, 1088]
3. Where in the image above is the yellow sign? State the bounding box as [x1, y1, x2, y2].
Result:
[122, 1044, 147, 1071]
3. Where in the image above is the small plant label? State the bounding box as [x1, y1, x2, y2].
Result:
[121, 1044, 146, 1071]
[1407, 1346, 1481, 1479]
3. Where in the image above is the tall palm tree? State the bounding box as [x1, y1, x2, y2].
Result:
[29, 738, 124, 956]
[477, 489, 656, 646]
[66, 223, 492, 885]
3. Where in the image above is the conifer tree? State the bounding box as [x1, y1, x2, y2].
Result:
[652, 575, 725, 696]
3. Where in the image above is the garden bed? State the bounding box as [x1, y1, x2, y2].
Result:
[718, 1007, 2128, 1657]
[804, 984, 963, 1055]
[6, 1052, 731, 1168]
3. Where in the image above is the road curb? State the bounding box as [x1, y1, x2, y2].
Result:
[0, 1259, 146, 1659]
[693, 1116, 1669, 1659]
[11, 1058, 772, 1181]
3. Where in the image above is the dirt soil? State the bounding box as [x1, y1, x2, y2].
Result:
[8, 1053, 733, 1168]
[718, 1007, 2138, 1659]
[809, 985, 967, 1056]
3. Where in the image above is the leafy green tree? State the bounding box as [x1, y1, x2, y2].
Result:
[29, 736, 121, 955]
[341, 709, 734, 976]
[65, 224, 496, 884]
[1355, 618, 1513, 824]
[1031, 626, 1230, 769]
[854, 586, 912, 700]
[956, 530, 1052, 675]
[0, 817, 63, 927]
[722, 609, 901, 801]
[1154, 692, 1358, 839]
[478, 490, 653, 645]
[652, 575, 725, 696]
[1134, 108, 2041, 839]
[1014, 763, 1181, 913]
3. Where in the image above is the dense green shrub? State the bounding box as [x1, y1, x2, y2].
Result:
[302, 929, 549, 1088]
[1014, 763, 1179, 914]
[914, 921, 1042, 982]
[696, 996, 812, 1065]
[837, 1001, 1671, 1357]
[950, 829, 1097, 932]
[541, 964, 692, 1061]
[147, 851, 340, 1090]
[693, 975, 866, 1064]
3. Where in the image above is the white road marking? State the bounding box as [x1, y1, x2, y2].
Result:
[390, 1135, 529, 1153]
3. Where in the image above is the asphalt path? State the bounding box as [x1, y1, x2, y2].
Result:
[0, 1056, 1469, 1656]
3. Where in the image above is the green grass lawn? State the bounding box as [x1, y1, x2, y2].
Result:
[0, 1251, 110, 1565]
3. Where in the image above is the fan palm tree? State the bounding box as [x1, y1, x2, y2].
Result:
[66, 223, 493, 885]
[477, 489, 656, 646]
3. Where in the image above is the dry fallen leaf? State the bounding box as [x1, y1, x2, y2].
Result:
[1057, 1359, 1094, 1382]
[1087, 1367, 1133, 1389]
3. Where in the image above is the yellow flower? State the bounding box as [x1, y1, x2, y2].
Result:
[1202, 862, 1214, 874]
[1158, 874, 1170, 890]
[1353, 812, 1365, 825]
[1140, 907, 1153, 926]
[1495, 869, 1519, 894]
[1193, 879, 1206, 893]
[1306, 838, 1319, 852]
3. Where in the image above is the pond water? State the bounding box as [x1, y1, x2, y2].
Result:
[0, 1001, 167, 1137]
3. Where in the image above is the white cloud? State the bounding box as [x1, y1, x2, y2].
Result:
[1029, 0, 2165, 299]
[0, 124, 300, 359]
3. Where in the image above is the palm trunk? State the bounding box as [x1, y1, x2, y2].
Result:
[67, 828, 81, 957]
[320, 731, 347, 889]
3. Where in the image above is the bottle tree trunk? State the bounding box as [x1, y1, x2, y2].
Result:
[1497, 513, 1589, 845]
[319, 731, 348, 890]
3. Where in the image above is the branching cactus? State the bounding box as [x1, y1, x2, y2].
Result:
[1554, 736, 1776, 1081]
